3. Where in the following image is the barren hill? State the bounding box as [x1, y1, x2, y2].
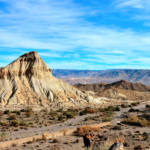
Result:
[105, 80, 150, 92]
[75, 80, 150, 101]
[0, 51, 89, 108]
[75, 80, 150, 92]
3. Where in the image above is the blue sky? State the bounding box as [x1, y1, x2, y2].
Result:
[0, 0, 150, 70]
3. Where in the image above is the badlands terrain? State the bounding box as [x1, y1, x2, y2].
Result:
[0, 52, 150, 149]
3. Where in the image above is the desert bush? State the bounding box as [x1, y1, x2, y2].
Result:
[49, 111, 58, 120]
[76, 125, 101, 136]
[52, 139, 59, 143]
[26, 107, 33, 112]
[42, 133, 47, 141]
[0, 132, 6, 141]
[112, 126, 121, 130]
[20, 121, 28, 126]
[102, 111, 114, 122]
[79, 107, 96, 116]
[84, 117, 89, 121]
[10, 120, 19, 127]
[102, 117, 112, 122]
[12, 110, 21, 115]
[63, 109, 78, 119]
[105, 106, 120, 112]
[66, 112, 75, 119]
[101, 136, 124, 150]
[12, 143, 17, 147]
[134, 145, 143, 150]
[131, 102, 139, 106]
[145, 104, 150, 108]
[57, 108, 64, 112]
[20, 109, 25, 112]
[122, 114, 149, 127]
[7, 114, 17, 120]
[0, 121, 8, 126]
[121, 104, 129, 108]
[50, 145, 60, 150]
[128, 108, 140, 112]
[25, 111, 32, 118]
[4, 110, 10, 114]
[34, 114, 39, 123]
[0, 111, 3, 117]
[58, 115, 65, 121]
[99, 106, 120, 112]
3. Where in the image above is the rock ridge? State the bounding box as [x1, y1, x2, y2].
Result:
[0, 51, 89, 108]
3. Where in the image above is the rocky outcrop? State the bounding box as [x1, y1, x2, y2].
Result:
[0, 51, 88, 108]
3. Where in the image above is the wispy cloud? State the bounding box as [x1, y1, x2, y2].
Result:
[115, 0, 144, 9]
[0, 0, 150, 69]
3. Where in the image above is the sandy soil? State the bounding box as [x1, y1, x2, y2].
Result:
[2, 101, 150, 150]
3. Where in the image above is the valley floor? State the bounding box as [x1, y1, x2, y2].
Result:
[1, 101, 150, 150]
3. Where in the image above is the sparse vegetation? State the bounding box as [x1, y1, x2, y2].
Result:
[76, 125, 101, 136]
[0, 132, 6, 141]
[79, 107, 96, 115]
[122, 114, 149, 127]
[99, 105, 120, 112]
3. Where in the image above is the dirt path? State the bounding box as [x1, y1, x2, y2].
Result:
[5, 101, 150, 141]
[5, 113, 98, 141]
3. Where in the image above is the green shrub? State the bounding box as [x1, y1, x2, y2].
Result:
[79, 107, 96, 116]
[25, 111, 32, 118]
[20, 121, 28, 127]
[58, 115, 65, 121]
[12, 110, 21, 115]
[131, 102, 139, 106]
[63, 109, 78, 119]
[99, 106, 120, 112]
[49, 111, 58, 120]
[10, 120, 19, 127]
[0, 132, 6, 141]
[121, 104, 128, 108]
[7, 115, 17, 120]
[112, 126, 121, 130]
[146, 104, 150, 108]
[122, 114, 149, 127]
[0, 121, 8, 126]
[4, 110, 10, 114]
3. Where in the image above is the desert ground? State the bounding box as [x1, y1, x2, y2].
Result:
[0, 101, 150, 150]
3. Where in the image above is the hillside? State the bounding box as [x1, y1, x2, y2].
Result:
[0, 52, 90, 108]
[75, 80, 150, 101]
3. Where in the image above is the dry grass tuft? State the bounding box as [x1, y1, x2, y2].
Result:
[42, 133, 47, 141]
[76, 125, 101, 136]
[101, 135, 125, 150]
[122, 114, 149, 127]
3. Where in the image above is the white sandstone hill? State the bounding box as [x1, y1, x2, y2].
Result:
[0, 51, 89, 108]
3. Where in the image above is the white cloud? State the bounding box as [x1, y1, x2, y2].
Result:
[114, 0, 150, 9]
[0, 0, 150, 54]
[115, 0, 143, 8]
[0, 0, 150, 69]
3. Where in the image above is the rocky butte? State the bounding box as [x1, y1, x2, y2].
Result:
[0, 51, 90, 108]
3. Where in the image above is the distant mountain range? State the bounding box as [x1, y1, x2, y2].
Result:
[52, 69, 150, 85]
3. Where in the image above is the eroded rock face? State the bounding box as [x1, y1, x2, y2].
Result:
[0, 51, 88, 108]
